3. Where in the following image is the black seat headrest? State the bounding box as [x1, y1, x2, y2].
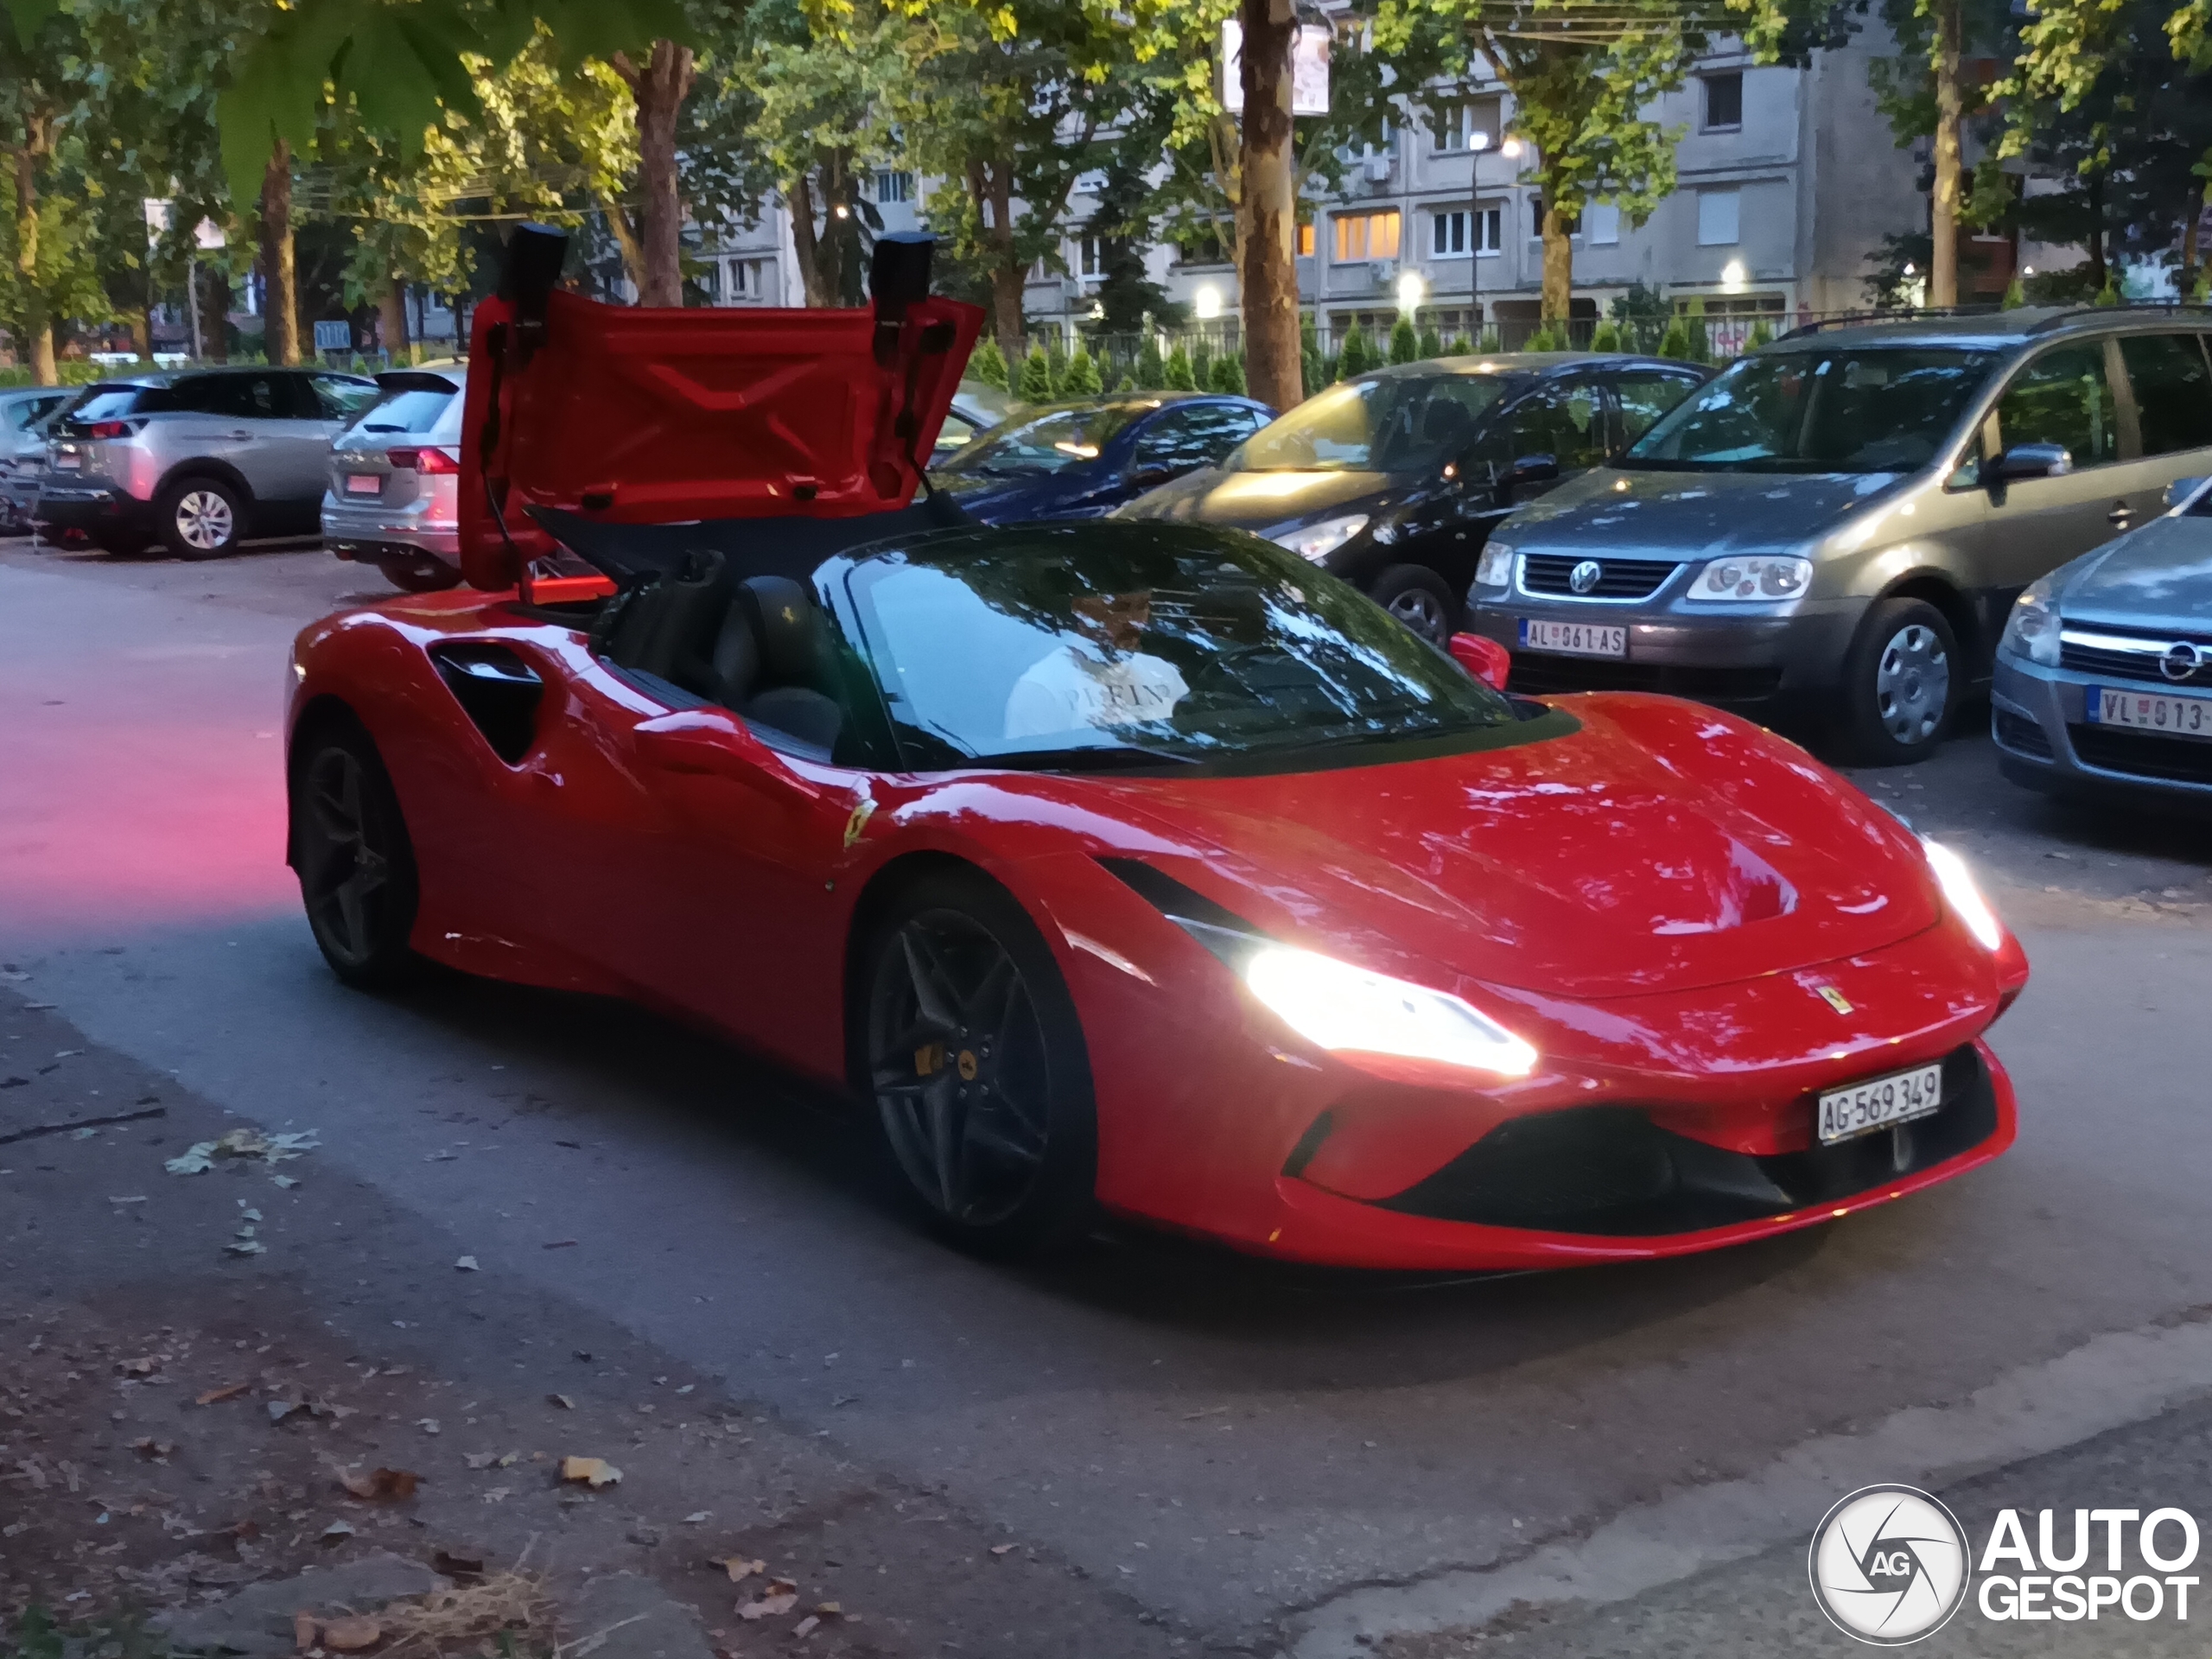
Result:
[737, 575, 822, 686]
[1421, 397, 1473, 445]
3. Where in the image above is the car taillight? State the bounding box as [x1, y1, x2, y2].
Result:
[84, 420, 131, 439]
[387, 447, 459, 474]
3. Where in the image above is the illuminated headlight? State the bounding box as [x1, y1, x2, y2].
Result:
[1274, 513, 1369, 563]
[1998, 572, 2061, 667]
[1690, 555, 1811, 602]
[1923, 838, 2004, 951]
[1475, 542, 1515, 588]
[1242, 944, 1538, 1076]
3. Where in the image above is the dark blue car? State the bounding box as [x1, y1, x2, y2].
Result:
[931, 391, 1275, 524]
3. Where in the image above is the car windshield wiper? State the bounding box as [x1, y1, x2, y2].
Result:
[963, 743, 1201, 772]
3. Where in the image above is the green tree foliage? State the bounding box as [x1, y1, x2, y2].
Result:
[1209, 351, 1244, 394]
[1416, 321, 1442, 359]
[1162, 344, 1195, 390]
[1745, 317, 1776, 349]
[1389, 315, 1418, 364]
[1657, 316, 1693, 360]
[969, 336, 1011, 390]
[1338, 327, 1370, 378]
[1134, 337, 1165, 389]
[1524, 324, 1562, 352]
[1019, 342, 1054, 401]
[1064, 341, 1102, 395]
[1190, 339, 1212, 390]
[1477, 324, 1502, 352]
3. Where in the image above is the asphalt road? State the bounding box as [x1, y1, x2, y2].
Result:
[5, 539, 2211, 1657]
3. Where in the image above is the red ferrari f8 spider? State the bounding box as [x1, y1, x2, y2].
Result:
[283, 230, 2028, 1265]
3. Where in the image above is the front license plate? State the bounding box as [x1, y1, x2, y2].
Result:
[1520, 619, 1627, 658]
[345, 474, 382, 496]
[1817, 1063, 1943, 1146]
[53, 453, 79, 471]
[2086, 684, 2212, 741]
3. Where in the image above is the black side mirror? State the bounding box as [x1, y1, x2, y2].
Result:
[1508, 454, 1561, 486]
[1988, 442, 2073, 486]
[1126, 464, 1178, 489]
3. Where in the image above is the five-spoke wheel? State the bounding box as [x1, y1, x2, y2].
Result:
[862, 873, 1095, 1251]
[292, 721, 418, 987]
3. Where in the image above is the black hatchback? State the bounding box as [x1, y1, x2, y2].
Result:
[1116, 353, 1710, 641]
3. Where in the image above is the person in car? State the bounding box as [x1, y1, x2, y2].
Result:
[1004, 590, 1190, 738]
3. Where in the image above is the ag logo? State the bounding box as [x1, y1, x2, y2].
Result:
[1808, 1485, 1970, 1644]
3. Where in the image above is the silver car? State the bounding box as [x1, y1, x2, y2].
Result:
[0, 386, 74, 532]
[35, 366, 379, 557]
[1993, 474, 2212, 804]
[321, 366, 467, 592]
[1465, 308, 2212, 762]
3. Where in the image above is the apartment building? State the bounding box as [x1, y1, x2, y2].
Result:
[698, 30, 1933, 351]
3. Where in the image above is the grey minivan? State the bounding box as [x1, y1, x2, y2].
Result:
[1464, 308, 2212, 761]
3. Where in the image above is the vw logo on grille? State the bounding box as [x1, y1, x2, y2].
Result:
[2160, 641, 2203, 683]
[1567, 559, 1604, 595]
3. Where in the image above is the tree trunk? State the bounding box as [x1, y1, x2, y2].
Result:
[610, 39, 697, 307]
[966, 158, 1025, 363]
[790, 171, 829, 307]
[378, 280, 408, 359]
[13, 119, 54, 384]
[132, 306, 150, 359]
[1236, 0, 1300, 412]
[593, 190, 648, 298]
[259, 138, 299, 365]
[2182, 181, 2202, 289]
[200, 265, 231, 361]
[1928, 0, 1963, 308]
[1540, 202, 1574, 322]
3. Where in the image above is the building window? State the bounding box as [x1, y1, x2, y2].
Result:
[1432, 211, 1469, 257]
[1696, 187, 1741, 245]
[1431, 96, 1503, 152]
[1440, 206, 1517, 258]
[1077, 236, 1104, 279]
[874, 169, 913, 205]
[723, 258, 768, 300]
[1297, 220, 1315, 257]
[1333, 210, 1402, 262]
[1702, 72, 1744, 131]
[1475, 205, 1502, 254]
[1529, 198, 1579, 238]
[1583, 202, 1621, 245]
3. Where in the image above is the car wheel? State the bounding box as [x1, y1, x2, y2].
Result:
[291, 718, 419, 988]
[157, 477, 244, 559]
[1840, 598, 1960, 765]
[377, 553, 464, 594]
[1369, 564, 1460, 645]
[861, 869, 1096, 1255]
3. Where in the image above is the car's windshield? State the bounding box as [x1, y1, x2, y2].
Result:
[838, 524, 1522, 770]
[346, 385, 460, 439]
[935, 404, 1150, 479]
[1627, 347, 1998, 474]
[1225, 372, 1514, 474]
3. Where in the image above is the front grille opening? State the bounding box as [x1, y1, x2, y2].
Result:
[1520, 555, 1681, 600]
[2068, 724, 2212, 785]
[1993, 709, 2054, 760]
[1376, 1046, 1996, 1236]
[2060, 632, 2212, 686]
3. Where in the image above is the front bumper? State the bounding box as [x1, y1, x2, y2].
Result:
[33, 482, 152, 537]
[321, 497, 462, 568]
[1465, 580, 1865, 715]
[1993, 653, 2212, 804]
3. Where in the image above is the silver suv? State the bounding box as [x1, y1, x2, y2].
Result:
[321, 366, 466, 592]
[1465, 307, 2212, 762]
[35, 366, 379, 557]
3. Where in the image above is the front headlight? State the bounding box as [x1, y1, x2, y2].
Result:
[1274, 513, 1370, 563]
[1998, 573, 2061, 667]
[1475, 542, 1515, 588]
[1922, 838, 2004, 951]
[1242, 944, 1538, 1076]
[1689, 555, 1812, 602]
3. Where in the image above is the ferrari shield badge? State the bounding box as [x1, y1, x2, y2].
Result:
[1814, 984, 1853, 1015]
[842, 787, 877, 850]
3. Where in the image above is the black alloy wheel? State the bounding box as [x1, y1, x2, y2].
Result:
[1369, 563, 1460, 645]
[862, 872, 1096, 1252]
[292, 722, 420, 988]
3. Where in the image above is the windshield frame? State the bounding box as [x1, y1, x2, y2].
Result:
[818, 522, 1578, 778]
[1223, 369, 1527, 477]
[933, 402, 1158, 480]
[1623, 345, 2002, 476]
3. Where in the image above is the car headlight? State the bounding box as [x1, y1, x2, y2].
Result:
[1242, 944, 1538, 1076]
[1998, 573, 2061, 667]
[1475, 542, 1515, 588]
[1689, 555, 1811, 601]
[1273, 513, 1370, 563]
[1922, 838, 2004, 951]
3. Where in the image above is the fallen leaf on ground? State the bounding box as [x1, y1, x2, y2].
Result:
[269, 1399, 307, 1425]
[547, 1394, 574, 1410]
[454, 1255, 478, 1271]
[294, 1611, 319, 1652]
[683, 1511, 710, 1524]
[196, 1381, 251, 1406]
[226, 1239, 267, 1256]
[115, 1357, 160, 1376]
[168, 1128, 321, 1175]
[481, 1487, 511, 1503]
[433, 1547, 486, 1576]
[711, 1558, 764, 1582]
[339, 1466, 420, 1501]
[988, 1543, 1015, 1556]
[814, 1602, 842, 1616]
[320, 1520, 355, 1544]
[129, 1437, 176, 1462]
[321, 1615, 382, 1651]
[792, 1616, 819, 1638]
[736, 1586, 798, 1621]
[558, 1456, 621, 1488]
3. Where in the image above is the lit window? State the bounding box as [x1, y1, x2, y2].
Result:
[1297, 221, 1315, 257]
[1697, 187, 1740, 246]
[1333, 210, 1402, 262]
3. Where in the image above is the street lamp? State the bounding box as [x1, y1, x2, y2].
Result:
[1194, 283, 1223, 321]
[1721, 259, 1746, 294]
[1397, 270, 1426, 315]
